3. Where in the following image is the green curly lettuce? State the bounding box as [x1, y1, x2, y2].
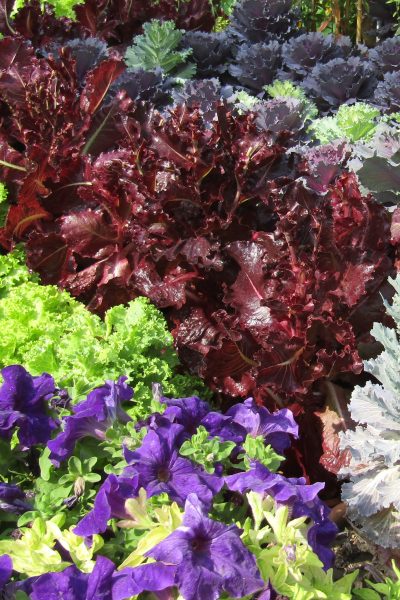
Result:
[0, 251, 209, 414]
[11, 0, 84, 18]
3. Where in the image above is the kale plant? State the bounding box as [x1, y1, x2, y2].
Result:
[340, 274, 400, 548]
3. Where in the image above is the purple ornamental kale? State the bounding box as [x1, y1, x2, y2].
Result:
[281, 33, 351, 78]
[228, 41, 282, 91]
[297, 142, 348, 194]
[369, 37, 400, 74]
[74, 473, 139, 537]
[123, 423, 223, 507]
[0, 483, 31, 514]
[147, 494, 264, 600]
[229, 0, 297, 43]
[374, 71, 400, 113]
[226, 397, 298, 453]
[48, 376, 133, 466]
[225, 462, 337, 568]
[0, 365, 57, 450]
[181, 31, 231, 77]
[302, 57, 376, 110]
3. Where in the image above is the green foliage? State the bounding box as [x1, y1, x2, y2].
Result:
[0, 250, 209, 413]
[243, 493, 358, 600]
[0, 513, 103, 576]
[354, 561, 400, 599]
[309, 102, 381, 144]
[241, 436, 283, 472]
[179, 426, 236, 473]
[12, 0, 84, 18]
[0, 182, 9, 228]
[265, 79, 318, 121]
[125, 19, 195, 77]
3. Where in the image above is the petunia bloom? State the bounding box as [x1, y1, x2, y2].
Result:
[226, 398, 299, 453]
[147, 494, 264, 600]
[225, 461, 337, 569]
[0, 365, 57, 450]
[0, 555, 12, 591]
[48, 377, 133, 466]
[0, 483, 31, 514]
[14, 555, 115, 600]
[112, 563, 177, 600]
[74, 473, 139, 537]
[124, 424, 223, 507]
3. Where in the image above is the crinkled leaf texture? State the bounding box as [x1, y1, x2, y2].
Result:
[340, 274, 400, 548]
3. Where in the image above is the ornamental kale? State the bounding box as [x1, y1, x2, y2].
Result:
[228, 40, 282, 91]
[369, 37, 400, 74]
[302, 57, 377, 111]
[281, 33, 352, 78]
[229, 0, 298, 43]
[339, 274, 400, 549]
[374, 71, 400, 113]
[125, 20, 195, 78]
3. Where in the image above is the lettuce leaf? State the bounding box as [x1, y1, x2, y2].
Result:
[0, 251, 208, 415]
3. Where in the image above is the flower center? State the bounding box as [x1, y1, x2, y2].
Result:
[190, 536, 209, 553]
[157, 467, 170, 483]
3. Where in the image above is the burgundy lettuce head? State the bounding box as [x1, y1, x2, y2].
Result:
[48, 377, 133, 466]
[374, 71, 400, 113]
[0, 365, 57, 449]
[146, 493, 264, 600]
[302, 57, 377, 111]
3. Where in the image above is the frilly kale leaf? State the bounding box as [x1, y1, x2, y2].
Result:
[339, 274, 400, 548]
[125, 19, 195, 78]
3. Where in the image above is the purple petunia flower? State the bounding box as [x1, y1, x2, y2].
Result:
[112, 563, 177, 600]
[123, 424, 223, 507]
[0, 555, 12, 590]
[146, 494, 264, 600]
[160, 395, 211, 435]
[0, 365, 57, 450]
[226, 398, 299, 453]
[74, 473, 139, 537]
[15, 555, 115, 600]
[225, 462, 337, 569]
[48, 377, 133, 466]
[0, 483, 31, 514]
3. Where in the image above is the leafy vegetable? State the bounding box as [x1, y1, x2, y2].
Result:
[125, 19, 195, 78]
[0, 250, 207, 411]
[309, 103, 380, 144]
[339, 274, 400, 548]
